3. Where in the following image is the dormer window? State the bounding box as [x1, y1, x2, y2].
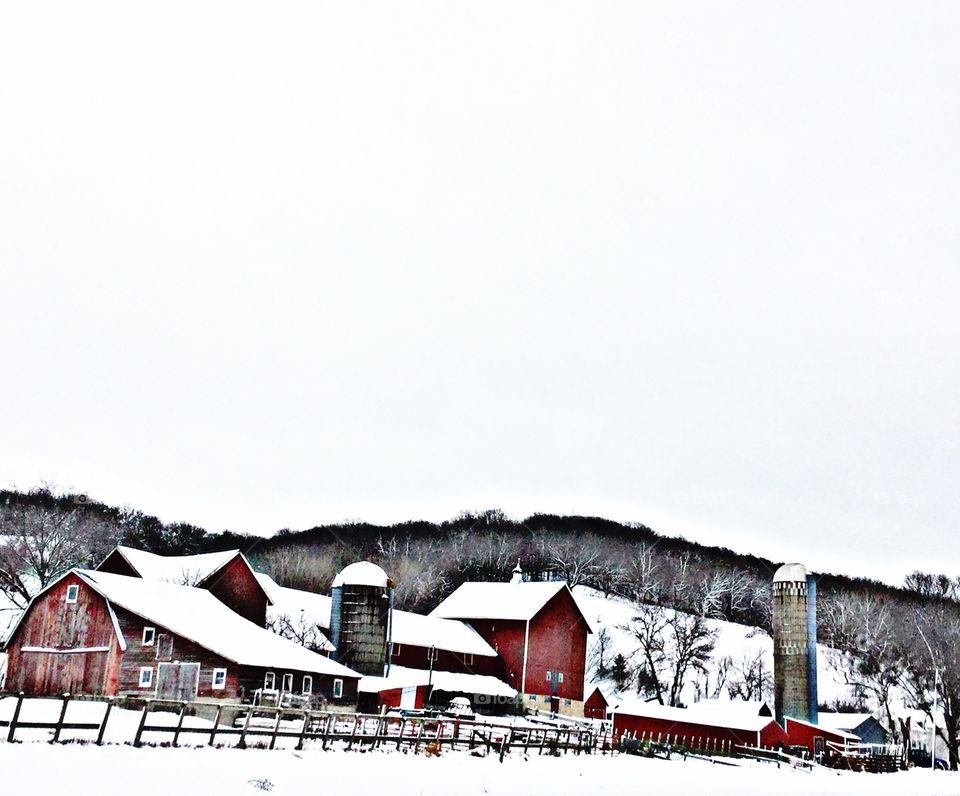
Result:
[65, 585, 79, 604]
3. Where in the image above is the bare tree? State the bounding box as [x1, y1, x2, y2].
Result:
[0, 488, 119, 608]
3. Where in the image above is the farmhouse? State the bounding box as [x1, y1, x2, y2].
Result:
[2, 568, 360, 705]
[97, 545, 272, 626]
[430, 570, 592, 716]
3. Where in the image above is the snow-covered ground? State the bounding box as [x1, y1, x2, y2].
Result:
[1, 742, 958, 796]
[573, 586, 854, 707]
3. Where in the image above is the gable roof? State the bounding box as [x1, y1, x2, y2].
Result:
[430, 581, 591, 627]
[8, 569, 358, 678]
[814, 713, 878, 733]
[783, 716, 861, 741]
[693, 699, 774, 718]
[257, 574, 497, 658]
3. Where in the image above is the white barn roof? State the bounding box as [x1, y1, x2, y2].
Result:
[257, 574, 497, 658]
[614, 699, 777, 734]
[63, 570, 360, 678]
[106, 546, 241, 586]
[359, 665, 517, 699]
[430, 581, 582, 623]
[815, 712, 875, 733]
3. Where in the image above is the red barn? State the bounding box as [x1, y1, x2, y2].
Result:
[98, 546, 272, 626]
[430, 578, 591, 716]
[784, 716, 858, 758]
[613, 700, 789, 750]
[3, 568, 360, 705]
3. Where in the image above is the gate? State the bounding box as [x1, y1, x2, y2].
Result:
[156, 662, 200, 701]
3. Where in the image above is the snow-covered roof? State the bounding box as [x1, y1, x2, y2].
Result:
[430, 581, 588, 625]
[783, 716, 861, 741]
[106, 546, 241, 586]
[359, 665, 517, 699]
[332, 561, 389, 588]
[773, 563, 808, 583]
[693, 699, 773, 718]
[61, 569, 360, 678]
[815, 713, 876, 733]
[257, 574, 497, 657]
[613, 699, 778, 733]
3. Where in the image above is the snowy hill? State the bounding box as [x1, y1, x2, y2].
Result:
[573, 586, 854, 710]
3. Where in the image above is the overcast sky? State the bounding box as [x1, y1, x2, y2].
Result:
[1, 2, 958, 585]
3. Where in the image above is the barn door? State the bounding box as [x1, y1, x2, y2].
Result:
[156, 663, 200, 701]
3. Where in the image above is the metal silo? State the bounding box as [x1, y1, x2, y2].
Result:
[772, 563, 817, 725]
[329, 561, 392, 676]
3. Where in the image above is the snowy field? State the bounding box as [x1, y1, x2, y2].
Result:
[2, 743, 960, 796]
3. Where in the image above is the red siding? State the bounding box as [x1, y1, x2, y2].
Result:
[390, 644, 500, 677]
[462, 619, 527, 691]
[784, 717, 852, 755]
[614, 712, 789, 749]
[201, 556, 269, 627]
[584, 687, 608, 719]
[5, 573, 121, 696]
[523, 589, 588, 701]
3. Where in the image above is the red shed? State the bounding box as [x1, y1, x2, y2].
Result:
[3, 568, 360, 705]
[784, 716, 858, 757]
[613, 700, 789, 750]
[430, 578, 591, 716]
[98, 546, 272, 627]
[584, 686, 610, 719]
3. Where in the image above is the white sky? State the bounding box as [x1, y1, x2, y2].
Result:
[1, 2, 958, 586]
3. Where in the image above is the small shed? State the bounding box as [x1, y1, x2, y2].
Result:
[584, 686, 610, 719]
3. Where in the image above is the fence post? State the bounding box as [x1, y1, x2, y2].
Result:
[499, 729, 511, 763]
[296, 710, 309, 752]
[172, 702, 188, 747]
[238, 705, 254, 749]
[208, 704, 223, 746]
[6, 692, 25, 743]
[51, 693, 71, 744]
[134, 701, 150, 748]
[269, 708, 282, 751]
[96, 700, 114, 746]
[396, 718, 406, 750]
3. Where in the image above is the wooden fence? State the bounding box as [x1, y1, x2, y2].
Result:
[0, 692, 602, 760]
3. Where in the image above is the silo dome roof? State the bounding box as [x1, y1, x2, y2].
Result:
[773, 563, 808, 583]
[332, 561, 389, 588]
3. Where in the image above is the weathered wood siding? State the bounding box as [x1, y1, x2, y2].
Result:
[112, 605, 242, 699]
[202, 555, 269, 627]
[5, 573, 121, 696]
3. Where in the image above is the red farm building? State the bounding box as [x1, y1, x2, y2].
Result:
[97, 545, 272, 627]
[2, 568, 360, 705]
[783, 716, 858, 757]
[584, 686, 610, 720]
[429, 572, 592, 716]
[256, 573, 518, 712]
[613, 699, 789, 751]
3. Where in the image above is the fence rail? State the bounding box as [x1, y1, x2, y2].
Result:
[1, 692, 603, 760]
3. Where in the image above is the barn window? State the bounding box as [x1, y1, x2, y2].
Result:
[332, 678, 343, 699]
[463, 653, 474, 666]
[142, 627, 156, 646]
[212, 668, 227, 690]
[302, 676, 313, 695]
[65, 584, 79, 604]
[528, 695, 536, 701]
[282, 673, 293, 693]
[392, 643, 402, 658]
[264, 672, 276, 690]
[427, 647, 438, 662]
[564, 699, 572, 706]
[139, 667, 153, 688]
[557, 672, 564, 684]
[545, 671, 552, 682]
